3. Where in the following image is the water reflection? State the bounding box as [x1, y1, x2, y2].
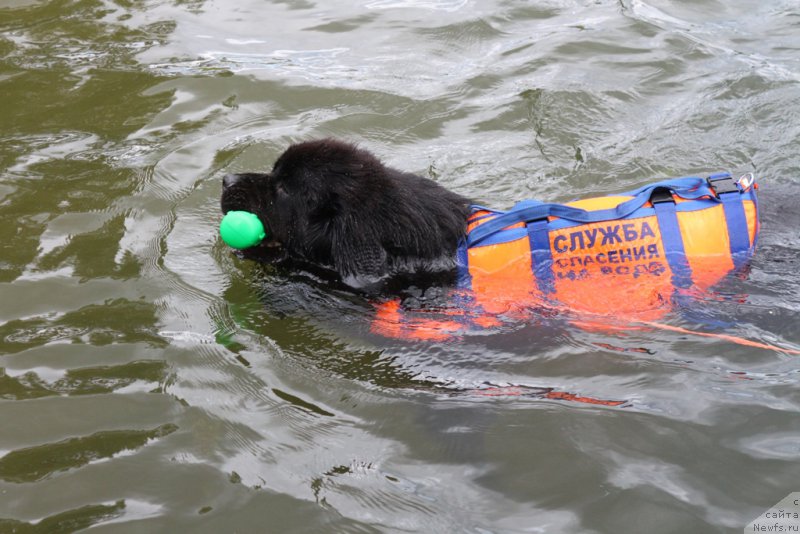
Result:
[218, 257, 800, 419]
[2, 0, 800, 531]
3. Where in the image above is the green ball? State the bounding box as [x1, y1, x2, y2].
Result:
[220, 211, 266, 249]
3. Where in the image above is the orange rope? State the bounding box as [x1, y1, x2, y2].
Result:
[637, 320, 800, 355]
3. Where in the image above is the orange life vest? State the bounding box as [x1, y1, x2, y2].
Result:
[372, 173, 759, 339]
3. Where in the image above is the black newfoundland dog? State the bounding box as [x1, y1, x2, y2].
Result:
[221, 138, 471, 288]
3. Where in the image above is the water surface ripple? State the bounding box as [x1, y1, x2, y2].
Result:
[1, 0, 799, 532]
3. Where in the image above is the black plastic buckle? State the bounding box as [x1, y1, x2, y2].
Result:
[707, 175, 739, 196]
[650, 187, 674, 204]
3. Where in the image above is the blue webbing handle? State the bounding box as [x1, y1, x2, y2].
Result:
[467, 177, 716, 248]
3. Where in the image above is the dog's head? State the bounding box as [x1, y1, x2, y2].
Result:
[221, 139, 393, 272]
[221, 138, 471, 286]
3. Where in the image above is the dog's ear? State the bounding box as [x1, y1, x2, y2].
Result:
[331, 221, 388, 285]
[301, 214, 387, 284]
[332, 229, 388, 284]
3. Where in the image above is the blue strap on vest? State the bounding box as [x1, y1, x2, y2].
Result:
[509, 199, 556, 294]
[708, 173, 751, 269]
[528, 219, 555, 294]
[650, 188, 693, 289]
[456, 237, 472, 290]
[467, 176, 715, 248]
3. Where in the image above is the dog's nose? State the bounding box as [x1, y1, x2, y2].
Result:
[222, 173, 240, 190]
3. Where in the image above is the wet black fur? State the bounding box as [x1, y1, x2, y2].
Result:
[221, 139, 472, 287]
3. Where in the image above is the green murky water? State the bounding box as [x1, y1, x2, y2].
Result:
[2, 0, 800, 532]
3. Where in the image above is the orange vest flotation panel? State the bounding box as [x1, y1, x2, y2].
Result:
[459, 173, 758, 320]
